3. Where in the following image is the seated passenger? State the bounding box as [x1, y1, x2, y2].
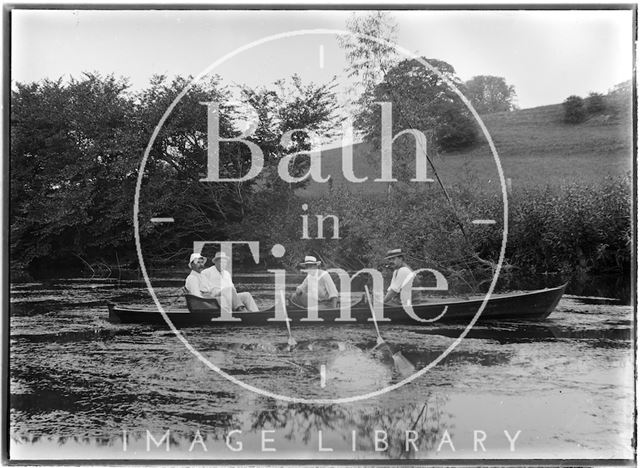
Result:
[383, 248, 414, 305]
[292, 256, 339, 308]
[184, 253, 215, 298]
[203, 252, 259, 312]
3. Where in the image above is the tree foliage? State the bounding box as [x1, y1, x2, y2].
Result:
[340, 12, 477, 156]
[606, 80, 632, 119]
[240, 75, 342, 193]
[585, 92, 606, 114]
[11, 74, 138, 270]
[464, 75, 517, 114]
[338, 11, 399, 112]
[356, 57, 477, 162]
[563, 95, 586, 123]
[10, 73, 341, 273]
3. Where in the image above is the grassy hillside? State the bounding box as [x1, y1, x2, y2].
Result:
[302, 102, 633, 196]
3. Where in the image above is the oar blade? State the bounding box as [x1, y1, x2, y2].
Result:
[392, 351, 416, 376]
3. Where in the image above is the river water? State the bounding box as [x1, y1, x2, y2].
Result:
[9, 276, 635, 460]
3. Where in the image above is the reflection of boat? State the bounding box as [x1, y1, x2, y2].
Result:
[107, 283, 567, 326]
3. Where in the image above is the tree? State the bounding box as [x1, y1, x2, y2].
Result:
[563, 95, 586, 123]
[606, 81, 631, 118]
[338, 11, 399, 115]
[131, 74, 256, 264]
[464, 75, 517, 114]
[356, 57, 477, 162]
[585, 92, 606, 114]
[134, 73, 342, 265]
[10, 74, 139, 271]
[610, 79, 631, 96]
[230, 76, 343, 264]
[240, 75, 342, 193]
[10, 72, 343, 272]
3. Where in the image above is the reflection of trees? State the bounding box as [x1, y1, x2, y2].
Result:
[249, 403, 345, 445]
[13, 394, 451, 459]
[244, 394, 451, 459]
[346, 399, 450, 459]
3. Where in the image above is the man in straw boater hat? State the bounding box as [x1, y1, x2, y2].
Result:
[203, 252, 259, 312]
[184, 253, 216, 298]
[292, 255, 339, 308]
[383, 248, 414, 305]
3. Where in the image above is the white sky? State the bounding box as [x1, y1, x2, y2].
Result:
[11, 8, 634, 109]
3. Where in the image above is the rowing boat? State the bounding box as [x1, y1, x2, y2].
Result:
[107, 283, 567, 326]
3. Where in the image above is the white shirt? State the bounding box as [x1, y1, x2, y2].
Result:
[202, 266, 235, 295]
[298, 270, 338, 301]
[388, 265, 414, 294]
[185, 270, 215, 298]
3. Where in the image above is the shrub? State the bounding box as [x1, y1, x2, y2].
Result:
[586, 92, 606, 114]
[474, 176, 631, 275]
[563, 95, 586, 123]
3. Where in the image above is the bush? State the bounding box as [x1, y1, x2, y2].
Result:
[474, 176, 631, 275]
[563, 95, 586, 123]
[586, 92, 606, 114]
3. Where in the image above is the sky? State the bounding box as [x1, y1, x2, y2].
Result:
[11, 8, 634, 109]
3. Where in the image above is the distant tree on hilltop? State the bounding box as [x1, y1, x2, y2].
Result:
[585, 92, 606, 114]
[464, 75, 517, 114]
[563, 95, 586, 124]
[610, 79, 631, 96]
[607, 80, 632, 118]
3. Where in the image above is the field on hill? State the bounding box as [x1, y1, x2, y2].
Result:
[302, 103, 633, 196]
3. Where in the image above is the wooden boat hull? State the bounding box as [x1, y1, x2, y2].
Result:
[107, 283, 567, 326]
[107, 303, 216, 326]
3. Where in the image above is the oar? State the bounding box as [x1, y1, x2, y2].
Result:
[364, 285, 386, 350]
[279, 291, 297, 349]
[364, 285, 415, 375]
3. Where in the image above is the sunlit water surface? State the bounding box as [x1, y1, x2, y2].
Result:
[9, 277, 634, 460]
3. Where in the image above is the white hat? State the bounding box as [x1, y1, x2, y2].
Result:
[299, 255, 321, 266]
[383, 248, 405, 260]
[213, 252, 230, 262]
[189, 253, 204, 267]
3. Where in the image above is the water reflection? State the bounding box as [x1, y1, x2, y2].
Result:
[9, 278, 634, 459]
[13, 397, 452, 460]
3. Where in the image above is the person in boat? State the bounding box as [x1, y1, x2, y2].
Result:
[203, 252, 259, 312]
[292, 255, 339, 308]
[184, 253, 216, 298]
[383, 248, 414, 305]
